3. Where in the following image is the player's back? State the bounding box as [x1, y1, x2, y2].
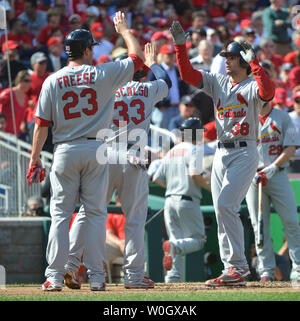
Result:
[162, 142, 202, 200]
[110, 80, 169, 141]
[36, 59, 134, 144]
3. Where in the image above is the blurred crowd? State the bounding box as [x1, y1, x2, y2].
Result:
[0, 0, 300, 167]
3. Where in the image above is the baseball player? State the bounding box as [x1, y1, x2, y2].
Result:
[64, 42, 172, 289]
[26, 12, 145, 291]
[152, 117, 211, 283]
[245, 102, 300, 282]
[169, 21, 275, 286]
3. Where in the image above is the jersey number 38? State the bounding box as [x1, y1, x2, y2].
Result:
[232, 122, 249, 136]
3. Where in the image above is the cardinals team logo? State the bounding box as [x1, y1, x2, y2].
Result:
[216, 93, 248, 120]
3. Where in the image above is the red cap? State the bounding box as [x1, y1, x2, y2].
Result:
[240, 19, 252, 30]
[293, 90, 300, 99]
[226, 12, 239, 21]
[91, 22, 104, 38]
[159, 44, 175, 54]
[151, 31, 169, 42]
[97, 54, 111, 65]
[296, 37, 300, 46]
[274, 87, 287, 104]
[47, 36, 62, 47]
[157, 18, 170, 28]
[2, 40, 19, 52]
[186, 41, 192, 49]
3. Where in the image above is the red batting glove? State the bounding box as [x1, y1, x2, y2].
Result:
[255, 171, 268, 187]
[26, 165, 46, 187]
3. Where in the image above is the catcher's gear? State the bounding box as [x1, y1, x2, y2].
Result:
[220, 41, 254, 69]
[169, 21, 189, 45]
[26, 165, 46, 187]
[64, 29, 98, 58]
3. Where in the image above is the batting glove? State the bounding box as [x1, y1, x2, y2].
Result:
[260, 163, 278, 179]
[239, 41, 256, 63]
[254, 163, 278, 187]
[169, 21, 189, 45]
[254, 171, 268, 187]
[26, 165, 46, 187]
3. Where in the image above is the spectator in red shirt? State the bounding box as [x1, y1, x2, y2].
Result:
[106, 213, 126, 265]
[70, 0, 88, 21]
[0, 70, 31, 137]
[13, 0, 25, 17]
[0, 41, 27, 90]
[288, 66, 300, 90]
[0, 18, 35, 53]
[176, 2, 193, 31]
[151, 32, 170, 54]
[239, 1, 253, 20]
[272, 87, 289, 111]
[208, 0, 226, 28]
[54, 0, 69, 30]
[283, 37, 300, 68]
[26, 52, 50, 124]
[257, 38, 283, 75]
[36, 7, 64, 48]
[106, 193, 126, 271]
[225, 12, 242, 39]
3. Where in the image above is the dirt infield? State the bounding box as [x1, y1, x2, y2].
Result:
[1, 281, 299, 297]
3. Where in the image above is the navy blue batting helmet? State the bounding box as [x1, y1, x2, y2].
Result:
[64, 29, 98, 58]
[220, 41, 249, 69]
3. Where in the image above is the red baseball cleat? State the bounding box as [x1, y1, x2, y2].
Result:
[162, 240, 176, 271]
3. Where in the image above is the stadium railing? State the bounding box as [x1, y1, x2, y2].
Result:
[0, 132, 52, 216]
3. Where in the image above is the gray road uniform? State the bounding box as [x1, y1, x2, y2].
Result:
[36, 59, 135, 284]
[153, 142, 206, 282]
[67, 78, 169, 285]
[245, 108, 300, 279]
[200, 71, 266, 272]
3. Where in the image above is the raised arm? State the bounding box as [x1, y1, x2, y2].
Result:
[239, 42, 275, 101]
[144, 42, 172, 89]
[169, 21, 203, 88]
[113, 11, 144, 71]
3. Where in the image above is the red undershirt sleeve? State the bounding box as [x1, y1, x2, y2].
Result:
[35, 116, 51, 127]
[249, 59, 275, 101]
[129, 54, 144, 73]
[174, 44, 203, 87]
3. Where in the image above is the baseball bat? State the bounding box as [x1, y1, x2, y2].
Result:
[257, 181, 264, 248]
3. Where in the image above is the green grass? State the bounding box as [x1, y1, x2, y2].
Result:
[1, 292, 300, 301]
